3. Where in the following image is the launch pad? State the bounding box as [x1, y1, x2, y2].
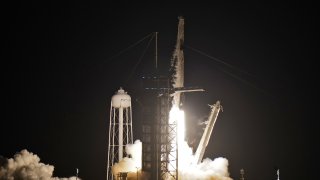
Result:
[107, 17, 222, 180]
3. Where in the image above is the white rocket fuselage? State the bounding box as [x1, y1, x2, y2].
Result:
[172, 16, 185, 108]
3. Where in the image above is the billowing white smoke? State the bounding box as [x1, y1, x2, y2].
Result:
[179, 143, 233, 180]
[181, 157, 232, 180]
[125, 140, 142, 168]
[0, 149, 80, 180]
[174, 106, 233, 180]
[111, 110, 232, 180]
[111, 140, 143, 179]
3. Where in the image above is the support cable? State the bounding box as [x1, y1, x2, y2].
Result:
[108, 33, 154, 61]
[124, 33, 156, 86]
[185, 45, 274, 97]
[185, 45, 256, 78]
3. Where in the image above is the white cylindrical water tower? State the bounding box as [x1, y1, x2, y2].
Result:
[107, 87, 133, 180]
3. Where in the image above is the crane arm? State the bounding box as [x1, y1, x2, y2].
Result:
[193, 100, 222, 164]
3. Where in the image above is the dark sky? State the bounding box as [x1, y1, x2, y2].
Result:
[3, 1, 318, 180]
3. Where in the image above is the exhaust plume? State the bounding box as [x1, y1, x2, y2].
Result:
[174, 106, 233, 180]
[180, 155, 233, 180]
[0, 149, 81, 180]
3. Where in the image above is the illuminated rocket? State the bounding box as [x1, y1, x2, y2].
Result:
[171, 16, 185, 108]
[170, 17, 222, 166]
[170, 17, 204, 107]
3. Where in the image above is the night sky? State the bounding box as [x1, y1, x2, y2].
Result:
[3, 1, 318, 180]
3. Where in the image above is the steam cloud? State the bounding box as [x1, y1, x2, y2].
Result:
[111, 139, 232, 180]
[111, 140, 147, 179]
[178, 118, 233, 179]
[180, 157, 232, 180]
[0, 149, 81, 180]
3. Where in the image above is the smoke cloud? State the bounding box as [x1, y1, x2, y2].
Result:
[111, 139, 143, 179]
[180, 155, 233, 180]
[125, 140, 142, 168]
[110, 106, 232, 180]
[0, 149, 81, 180]
[111, 139, 232, 180]
[177, 137, 232, 180]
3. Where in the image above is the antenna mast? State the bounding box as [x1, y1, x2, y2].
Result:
[155, 32, 158, 69]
